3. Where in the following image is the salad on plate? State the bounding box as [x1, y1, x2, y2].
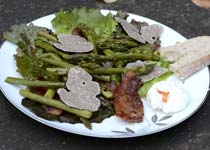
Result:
[2, 7, 209, 132]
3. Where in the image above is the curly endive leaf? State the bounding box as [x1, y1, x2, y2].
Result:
[3, 24, 45, 55]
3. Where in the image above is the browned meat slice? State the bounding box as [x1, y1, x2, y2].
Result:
[113, 71, 144, 122]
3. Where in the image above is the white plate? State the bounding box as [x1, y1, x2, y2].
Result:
[0, 10, 209, 138]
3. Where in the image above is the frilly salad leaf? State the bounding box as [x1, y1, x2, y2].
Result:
[51, 7, 118, 42]
[15, 53, 60, 81]
[3, 24, 45, 55]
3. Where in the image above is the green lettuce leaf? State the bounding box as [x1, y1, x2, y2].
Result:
[51, 7, 117, 42]
[3, 24, 45, 55]
[138, 59, 173, 97]
[15, 53, 59, 81]
[138, 71, 173, 97]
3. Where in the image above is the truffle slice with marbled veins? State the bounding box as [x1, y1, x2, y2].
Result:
[140, 66, 168, 82]
[54, 34, 94, 53]
[140, 24, 163, 44]
[57, 66, 101, 111]
[115, 17, 163, 44]
[125, 60, 146, 68]
[115, 17, 145, 43]
[126, 60, 168, 82]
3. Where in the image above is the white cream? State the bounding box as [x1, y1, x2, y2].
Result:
[146, 81, 189, 114]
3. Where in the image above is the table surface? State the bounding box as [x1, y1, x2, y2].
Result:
[0, 0, 210, 150]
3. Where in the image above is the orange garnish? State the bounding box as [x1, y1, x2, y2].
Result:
[157, 89, 169, 103]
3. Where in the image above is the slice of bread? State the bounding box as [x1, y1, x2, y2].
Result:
[159, 36, 210, 79]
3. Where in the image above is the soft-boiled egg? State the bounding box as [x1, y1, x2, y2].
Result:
[146, 81, 189, 114]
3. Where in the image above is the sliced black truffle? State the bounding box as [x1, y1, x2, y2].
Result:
[115, 17, 145, 43]
[115, 17, 163, 44]
[126, 60, 168, 82]
[140, 66, 168, 82]
[125, 60, 146, 68]
[140, 24, 163, 44]
[57, 67, 101, 111]
[54, 34, 94, 53]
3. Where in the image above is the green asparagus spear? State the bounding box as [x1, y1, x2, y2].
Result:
[93, 75, 111, 82]
[101, 88, 113, 99]
[35, 40, 71, 59]
[111, 74, 121, 85]
[103, 49, 114, 56]
[129, 45, 156, 53]
[88, 67, 129, 75]
[37, 36, 51, 43]
[40, 57, 73, 68]
[47, 64, 154, 76]
[38, 31, 57, 42]
[68, 51, 159, 62]
[41, 53, 63, 61]
[88, 64, 154, 75]
[47, 63, 154, 76]
[19, 89, 92, 118]
[96, 37, 139, 52]
[5, 77, 65, 88]
[110, 61, 124, 84]
[35, 39, 159, 62]
[46, 67, 69, 75]
[44, 89, 56, 98]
